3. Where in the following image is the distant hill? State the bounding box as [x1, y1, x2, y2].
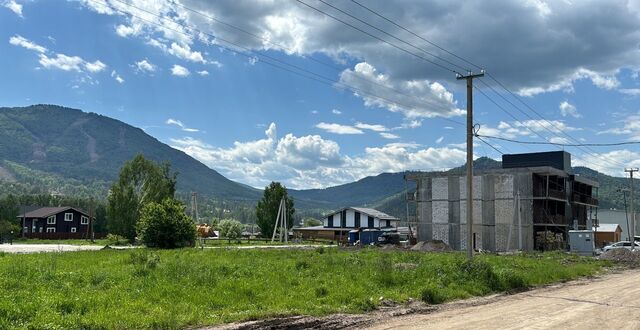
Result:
[0, 105, 260, 200]
[0, 105, 634, 221]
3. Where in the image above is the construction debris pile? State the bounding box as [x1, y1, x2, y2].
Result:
[600, 249, 640, 267]
[410, 240, 452, 252]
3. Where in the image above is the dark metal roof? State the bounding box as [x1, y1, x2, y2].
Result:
[17, 207, 92, 219]
[325, 207, 399, 220]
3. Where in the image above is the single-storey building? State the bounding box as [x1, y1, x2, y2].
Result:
[293, 207, 400, 242]
[18, 207, 94, 239]
[593, 224, 622, 248]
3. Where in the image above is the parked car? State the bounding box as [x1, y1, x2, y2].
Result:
[602, 241, 640, 252]
[377, 232, 409, 246]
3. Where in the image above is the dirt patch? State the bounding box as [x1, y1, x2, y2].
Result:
[205, 300, 435, 330]
[600, 249, 640, 267]
[410, 240, 452, 252]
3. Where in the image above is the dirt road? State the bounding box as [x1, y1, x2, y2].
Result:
[368, 269, 640, 330]
[215, 269, 640, 330]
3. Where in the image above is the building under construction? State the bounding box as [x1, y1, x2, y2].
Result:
[405, 151, 599, 251]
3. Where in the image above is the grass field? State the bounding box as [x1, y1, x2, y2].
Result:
[0, 248, 609, 329]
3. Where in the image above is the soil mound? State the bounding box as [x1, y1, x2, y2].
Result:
[600, 249, 640, 267]
[410, 240, 452, 252]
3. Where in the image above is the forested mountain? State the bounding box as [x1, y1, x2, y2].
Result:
[0, 105, 634, 223]
[0, 105, 260, 201]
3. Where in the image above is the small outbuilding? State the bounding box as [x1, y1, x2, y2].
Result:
[593, 224, 623, 248]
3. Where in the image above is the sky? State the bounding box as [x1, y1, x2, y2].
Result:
[1, 0, 639, 189]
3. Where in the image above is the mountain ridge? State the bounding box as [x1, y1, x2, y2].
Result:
[0, 104, 635, 219]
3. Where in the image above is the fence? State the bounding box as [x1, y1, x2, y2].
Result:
[23, 232, 107, 240]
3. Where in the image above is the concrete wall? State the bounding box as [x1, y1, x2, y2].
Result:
[413, 172, 535, 252]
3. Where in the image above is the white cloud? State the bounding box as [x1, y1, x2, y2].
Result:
[435, 136, 444, 144]
[170, 122, 468, 189]
[115, 24, 140, 38]
[380, 132, 399, 139]
[168, 42, 206, 64]
[38, 53, 84, 71]
[315, 122, 363, 135]
[573, 150, 640, 177]
[9, 35, 46, 53]
[170, 64, 190, 77]
[559, 101, 581, 118]
[166, 118, 199, 132]
[597, 115, 640, 140]
[339, 62, 464, 119]
[10, 34, 108, 76]
[620, 89, 640, 96]
[85, 60, 107, 73]
[3, 0, 22, 17]
[355, 122, 388, 132]
[111, 70, 124, 83]
[76, 0, 640, 98]
[310, 110, 318, 114]
[331, 109, 342, 115]
[478, 119, 580, 139]
[197, 70, 209, 76]
[134, 59, 156, 73]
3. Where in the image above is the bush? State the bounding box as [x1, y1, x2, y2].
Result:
[420, 284, 447, 304]
[136, 198, 196, 248]
[105, 234, 128, 246]
[218, 219, 243, 240]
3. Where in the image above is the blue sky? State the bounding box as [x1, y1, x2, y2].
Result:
[1, 0, 639, 189]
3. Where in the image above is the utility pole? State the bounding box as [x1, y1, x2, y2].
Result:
[191, 192, 199, 223]
[457, 70, 484, 259]
[625, 168, 638, 248]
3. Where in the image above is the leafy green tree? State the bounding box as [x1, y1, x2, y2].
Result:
[218, 219, 243, 240]
[107, 154, 177, 239]
[136, 198, 195, 248]
[303, 218, 323, 227]
[256, 182, 294, 238]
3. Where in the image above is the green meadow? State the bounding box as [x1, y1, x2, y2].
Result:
[0, 248, 608, 329]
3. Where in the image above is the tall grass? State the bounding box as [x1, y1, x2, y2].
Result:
[0, 248, 607, 329]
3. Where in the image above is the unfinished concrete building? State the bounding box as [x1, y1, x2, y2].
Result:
[405, 151, 598, 252]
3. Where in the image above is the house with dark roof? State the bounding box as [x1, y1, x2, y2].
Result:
[293, 207, 400, 242]
[17, 207, 94, 238]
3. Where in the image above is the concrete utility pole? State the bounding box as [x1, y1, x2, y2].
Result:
[457, 70, 484, 260]
[625, 168, 638, 249]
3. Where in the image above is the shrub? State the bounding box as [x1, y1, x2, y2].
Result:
[420, 284, 447, 304]
[136, 198, 196, 248]
[218, 219, 243, 241]
[105, 234, 128, 246]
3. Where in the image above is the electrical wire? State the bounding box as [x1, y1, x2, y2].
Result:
[100, 0, 465, 127]
[476, 134, 640, 147]
[328, 0, 631, 168]
[294, 0, 461, 75]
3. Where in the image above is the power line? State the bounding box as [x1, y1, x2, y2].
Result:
[475, 135, 504, 155]
[171, 0, 444, 114]
[102, 0, 465, 127]
[349, 0, 482, 71]
[314, 0, 470, 72]
[329, 1, 630, 168]
[475, 79, 628, 168]
[294, 0, 460, 75]
[477, 134, 640, 147]
[472, 85, 617, 170]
